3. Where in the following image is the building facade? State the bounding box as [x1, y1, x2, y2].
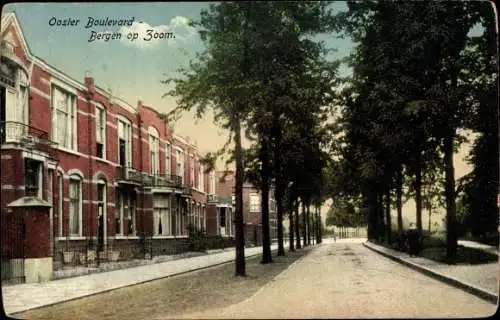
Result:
[0, 13, 222, 283]
[216, 170, 277, 246]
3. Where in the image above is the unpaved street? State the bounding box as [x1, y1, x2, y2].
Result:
[170, 240, 497, 319]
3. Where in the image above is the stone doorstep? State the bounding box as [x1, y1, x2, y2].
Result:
[363, 241, 498, 304]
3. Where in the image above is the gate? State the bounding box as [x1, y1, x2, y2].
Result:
[1, 212, 25, 284]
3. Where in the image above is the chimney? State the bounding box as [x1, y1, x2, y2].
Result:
[85, 70, 95, 96]
[137, 100, 143, 109]
[84, 70, 94, 86]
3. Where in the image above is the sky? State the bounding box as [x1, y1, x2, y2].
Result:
[3, 2, 353, 171]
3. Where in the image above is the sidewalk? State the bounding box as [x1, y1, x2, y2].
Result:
[458, 239, 499, 255]
[364, 241, 499, 304]
[2, 243, 284, 315]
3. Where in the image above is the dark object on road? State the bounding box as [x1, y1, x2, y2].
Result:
[406, 223, 422, 256]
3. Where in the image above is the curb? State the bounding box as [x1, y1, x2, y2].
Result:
[363, 242, 498, 305]
[8, 247, 280, 316]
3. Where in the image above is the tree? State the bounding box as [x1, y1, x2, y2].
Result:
[163, 2, 260, 276]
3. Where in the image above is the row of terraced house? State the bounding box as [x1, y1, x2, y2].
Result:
[0, 12, 248, 284]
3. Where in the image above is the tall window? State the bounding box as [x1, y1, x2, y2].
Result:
[51, 85, 76, 150]
[190, 155, 194, 186]
[57, 173, 63, 237]
[249, 193, 260, 213]
[117, 117, 132, 167]
[209, 171, 215, 194]
[24, 158, 42, 197]
[176, 148, 184, 184]
[149, 127, 159, 175]
[1, 60, 29, 141]
[153, 194, 171, 236]
[95, 105, 106, 159]
[115, 188, 136, 236]
[69, 175, 82, 236]
[165, 142, 171, 175]
[198, 164, 204, 192]
[97, 180, 106, 238]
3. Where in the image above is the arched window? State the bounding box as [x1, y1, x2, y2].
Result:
[148, 126, 160, 175]
[69, 174, 83, 236]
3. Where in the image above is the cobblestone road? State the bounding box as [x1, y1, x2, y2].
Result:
[169, 240, 497, 319]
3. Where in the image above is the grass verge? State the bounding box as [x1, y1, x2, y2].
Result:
[377, 237, 497, 265]
[13, 248, 311, 320]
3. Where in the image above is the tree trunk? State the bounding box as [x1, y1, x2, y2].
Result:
[295, 199, 301, 249]
[415, 151, 423, 232]
[385, 188, 392, 244]
[444, 126, 458, 264]
[428, 209, 432, 233]
[302, 201, 307, 246]
[378, 192, 385, 241]
[260, 137, 272, 264]
[289, 199, 295, 252]
[316, 205, 321, 244]
[233, 115, 246, 276]
[306, 200, 311, 246]
[276, 178, 285, 256]
[396, 166, 404, 245]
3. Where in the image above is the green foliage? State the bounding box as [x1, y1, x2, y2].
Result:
[325, 198, 366, 227]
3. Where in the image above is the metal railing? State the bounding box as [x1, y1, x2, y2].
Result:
[143, 174, 183, 188]
[1, 121, 58, 159]
[207, 194, 232, 205]
[182, 185, 193, 196]
[115, 166, 143, 184]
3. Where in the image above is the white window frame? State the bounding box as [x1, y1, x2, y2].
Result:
[97, 179, 107, 242]
[165, 142, 171, 175]
[199, 163, 204, 192]
[2, 60, 29, 141]
[51, 84, 77, 151]
[95, 104, 106, 159]
[117, 116, 132, 167]
[69, 175, 83, 236]
[209, 170, 216, 195]
[149, 127, 160, 175]
[24, 158, 43, 198]
[190, 154, 195, 187]
[176, 148, 184, 184]
[249, 193, 260, 213]
[153, 194, 172, 236]
[57, 172, 63, 237]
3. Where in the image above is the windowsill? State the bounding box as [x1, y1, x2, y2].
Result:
[192, 188, 206, 194]
[56, 236, 85, 241]
[114, 235, 139, 239]
[152, 235, 188, 239]
[56, 147, 80, 157]
[93, 156, 112, 164]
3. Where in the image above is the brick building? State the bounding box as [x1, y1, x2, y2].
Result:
[216, 170, 277, 246]
[0, 12, 225, 284]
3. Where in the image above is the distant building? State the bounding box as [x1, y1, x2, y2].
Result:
[216, 170, 277, 246]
